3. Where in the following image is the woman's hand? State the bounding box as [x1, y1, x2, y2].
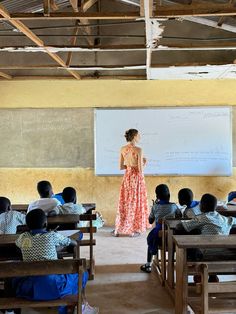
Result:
[143, 157, 147, 166]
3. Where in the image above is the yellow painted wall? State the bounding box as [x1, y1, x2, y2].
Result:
[1, 80, 236, 225]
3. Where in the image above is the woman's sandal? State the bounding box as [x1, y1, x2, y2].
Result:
[130, 232, 141, 238]
[111, 230, 119, 237]
[140, 264, 152, 273]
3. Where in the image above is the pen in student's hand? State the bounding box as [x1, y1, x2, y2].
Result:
[53, 225, 60, 232]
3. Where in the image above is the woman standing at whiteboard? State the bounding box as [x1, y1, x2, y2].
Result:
[112, 129, 150, 237]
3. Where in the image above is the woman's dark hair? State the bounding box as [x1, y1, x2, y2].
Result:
[26, 208, 47, 230]
[124, 129, 138, 142]
[178, 188, 193, 207]
[155, 184, 170, 202]
[200, 193, 217, 213]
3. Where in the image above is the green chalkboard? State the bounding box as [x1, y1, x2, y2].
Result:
[0, 108, 94, 167]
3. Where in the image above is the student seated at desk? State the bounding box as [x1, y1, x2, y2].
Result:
[0, 197, 25, 234]
[227, 191, 236, 205]
[140, 184, 181, 273]
[178, 188, 201, 218]
[51, 187, 104, 229]
[14, 208, 99, 314]
[27, 180, 61, 215]
[178, 193, 236, 282]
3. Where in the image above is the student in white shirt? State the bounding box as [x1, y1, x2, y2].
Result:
[0, 196, 25, 234]
[51, 187, 105, 229]
[27, 180, 60, 214]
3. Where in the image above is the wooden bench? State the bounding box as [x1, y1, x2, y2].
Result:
[173, 235, 236, 314]
[0, 258, 87, 314]
[188, 261, 236, 314]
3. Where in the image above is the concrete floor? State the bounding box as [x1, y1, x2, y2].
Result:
[21, 227, 175, 314]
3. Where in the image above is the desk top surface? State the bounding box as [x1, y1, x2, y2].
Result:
[173, 235, 236, 248]
[0, 231, 80, 245]
[11, 203, 96, 212]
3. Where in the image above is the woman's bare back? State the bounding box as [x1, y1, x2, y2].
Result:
[121, 144, 141, 168]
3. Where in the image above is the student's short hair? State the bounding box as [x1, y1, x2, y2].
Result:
[26, 208, 47, 230]
[0, 197, 11, 214]
[37, 181, 52, 198]
[200, 193, 217, 213]
[228, 191, 236, 202]
[155, 184, 170, 202]
[62, 187, 76, 203]
[178, 188, 193, 207]
[124, 129, 138, 142]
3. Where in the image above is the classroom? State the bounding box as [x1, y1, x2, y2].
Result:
[1, 1, 236, 314]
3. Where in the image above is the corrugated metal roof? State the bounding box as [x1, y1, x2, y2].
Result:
[0, 0, 69, 13]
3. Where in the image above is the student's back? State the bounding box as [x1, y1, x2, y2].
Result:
[28, 180, 60, 214]
[150, 201, 180, 222]
[0, 197, 25, 234]
[181, 194, 236, 235]
[178, 188, 201, 219]
[14, 209, 98, 314]
[149, 184, 181, 224]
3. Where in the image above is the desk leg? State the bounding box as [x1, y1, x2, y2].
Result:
[167, 229, 174, 289]
[175, 247, 187, 314]
[161, 222, 166, 285]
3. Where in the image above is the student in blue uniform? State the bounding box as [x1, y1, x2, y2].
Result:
[140, 184, 181, 273]
[14, 208, 99, 314]
[178, 188, 201, 218]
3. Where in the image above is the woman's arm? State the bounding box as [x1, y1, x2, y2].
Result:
[119, 151, 126, 170]
[137, 148, 143, 173]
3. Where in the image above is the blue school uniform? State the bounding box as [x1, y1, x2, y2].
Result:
[183, 200, 201, 218]
[53, 193, 65, 205]
[147, 200, 181, 254]
[14, 229, 88, 314]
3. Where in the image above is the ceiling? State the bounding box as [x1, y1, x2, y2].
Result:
[1, 0, 236, 80]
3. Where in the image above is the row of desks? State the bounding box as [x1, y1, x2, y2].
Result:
[11, 203, 96, 214]
[160, 209, 236, 314]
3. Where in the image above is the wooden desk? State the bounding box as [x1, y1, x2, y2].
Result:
[217, 205, 236, 217]
[164, 219, 191, 293]
[173, 235, 236, 314]
[11, 203, 96, 213]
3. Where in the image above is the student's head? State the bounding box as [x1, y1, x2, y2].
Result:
[124, 129, 139, 142]
[155, 184, 170, 202]
[37, 180, 53, 198]
[0, 197, 11, 214]
[62, 187, 77, 204]
[26, 208, 47, 230]
[228, 191, 236, 202]
[178, 188, 193, 207]
[200, 193, 217, 213]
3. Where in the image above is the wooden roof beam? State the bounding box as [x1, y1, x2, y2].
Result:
[155, 3, 236, 17]
[0, 12, 140, 20]
[0, 71, 12, 79]
[44, 0, 50, 16]
[0, 3, 81, 79]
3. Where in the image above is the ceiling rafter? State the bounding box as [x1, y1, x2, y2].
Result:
[155, 3, 236, 17]
[0, 12, 140, 20]
[0, 3, 81, 79]
[0, 71, 12, 79]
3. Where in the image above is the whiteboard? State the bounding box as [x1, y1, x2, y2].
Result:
[95, 107, 232, 176]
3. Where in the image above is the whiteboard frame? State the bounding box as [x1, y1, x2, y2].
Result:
[94, 106, 232, 177]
